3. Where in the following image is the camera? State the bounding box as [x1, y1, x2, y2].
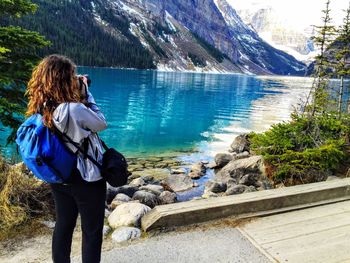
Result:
[77, 74, 91, 88]
[77, 74, 91, 100]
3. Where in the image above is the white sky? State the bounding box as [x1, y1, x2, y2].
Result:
[227, 0, 349, 30]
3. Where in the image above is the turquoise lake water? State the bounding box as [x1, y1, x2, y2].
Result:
[1, 68, 313, 159]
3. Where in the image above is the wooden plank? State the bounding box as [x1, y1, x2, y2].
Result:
[262, 224, 350, 263]
[239, 201, 350, 263]
[142, 178, 350, 231]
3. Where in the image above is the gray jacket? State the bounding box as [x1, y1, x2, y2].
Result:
[53, 92, 107, 182]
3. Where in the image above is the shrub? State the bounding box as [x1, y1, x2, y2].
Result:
[249, 113, 350, 185]
[0, 157, 54, 240]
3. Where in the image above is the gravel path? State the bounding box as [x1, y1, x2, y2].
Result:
[74, 226, 270, 263]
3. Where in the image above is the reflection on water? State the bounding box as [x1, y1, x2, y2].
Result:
[1, 68, 312, 159]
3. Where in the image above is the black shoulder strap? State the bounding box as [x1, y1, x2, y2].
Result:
[54, 128, 103, 170]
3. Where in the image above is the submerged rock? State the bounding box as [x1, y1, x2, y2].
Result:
[163, 174, 194, 192]
[108, 203, 151, 228]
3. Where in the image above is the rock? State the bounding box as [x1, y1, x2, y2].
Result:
[225, 185, 251, 195]
[239, 173, 260, 186]
[230, 134, 250, 153]
[207, 161, 217, 169]
[127, 164, 144, 172]
[132, 168, 171, 182]
[111, 193, 132, 209]
[191, 162, 206, 174]
[141, 175, 155, 184]
[132, 190, 160, 208]
[103, 225, 112, 236]
[201, 160, 209, 165]
[159, 191, 177, 204]
[163, 174, 194, 192]
[111, 227, 141, 243]
[205, 181, 227, 193]
[188, 162, 206, 179]
[127, 173, 142, 181]
[41, 220, 55, 229]
[129, 178, 146, 187]
[171, 168, 187, 174]
[226, 178, 237, 189]
[236, 151, 250, 159]
[215, 156, 264, 183]
[214, 153, 233, 168]
[106, 185, 139, 203]
[139, 184, 164, 196]
[188, 171, 202, 179]
[108, 203, 151, 228]
[105, 209, 112, 218]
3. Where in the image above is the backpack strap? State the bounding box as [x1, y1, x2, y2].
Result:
[54, 128, 103, 170]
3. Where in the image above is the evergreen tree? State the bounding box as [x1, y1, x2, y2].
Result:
[0, 0, 49, 143]
[305, 0, 336, 117]
[334, 3, 350, 113]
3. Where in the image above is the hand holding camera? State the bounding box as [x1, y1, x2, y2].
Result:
[77, 74, 91, 103]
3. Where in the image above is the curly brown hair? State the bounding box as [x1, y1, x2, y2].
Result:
[26, 54, 81, 128]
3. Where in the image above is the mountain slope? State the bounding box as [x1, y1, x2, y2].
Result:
[235, 4, 317, 64]
[8, 0, 307, 75]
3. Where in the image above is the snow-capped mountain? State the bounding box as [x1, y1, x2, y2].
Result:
[234, 3, 318, 64]
[23, 0, 307, 75]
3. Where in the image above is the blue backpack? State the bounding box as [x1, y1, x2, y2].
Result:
[15, 114, 77, 183]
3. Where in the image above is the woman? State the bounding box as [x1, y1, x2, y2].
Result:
[26, 54, 107, 263]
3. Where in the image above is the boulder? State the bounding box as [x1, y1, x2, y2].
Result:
[108, 203, 151, 228]
[205, 181, 227, 193]
[111, 227, 141, 243]
[132, 190, 160, 208]
[129, 178, 146, 187]
[236, 151, 250, 159]
[239, 173, 260, 187]
[159, 191, 177, 204]
[163, 174, 194, 192]
[110, 193, 132, 209]
[106, 185, 139, 204]
[215, 155, 264, 183]
[214, 153, 233, 168]
[139, 184, 164, 196]
[230, 134, 250, 153]
[225, 185, 251, 196]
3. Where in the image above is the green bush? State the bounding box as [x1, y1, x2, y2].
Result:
[249, 113, 350, 185]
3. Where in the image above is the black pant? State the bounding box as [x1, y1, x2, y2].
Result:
[50, 169, 106, 263]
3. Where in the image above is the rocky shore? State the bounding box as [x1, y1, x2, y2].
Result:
[105, 134, 274, 243]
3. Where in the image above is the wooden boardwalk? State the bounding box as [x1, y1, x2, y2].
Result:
[238, 200, 350, 263]
[142, 178, 350, 231]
